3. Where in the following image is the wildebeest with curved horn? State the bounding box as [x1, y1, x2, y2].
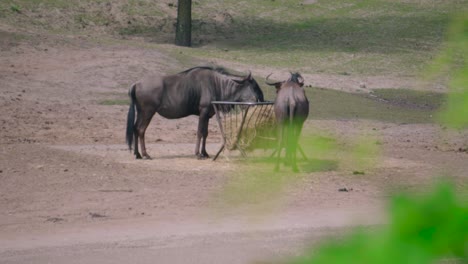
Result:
[266, 72, 309, 172]
[126, 66, 264, 159]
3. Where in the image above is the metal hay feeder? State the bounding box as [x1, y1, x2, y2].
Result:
[212, 101, 276, 161]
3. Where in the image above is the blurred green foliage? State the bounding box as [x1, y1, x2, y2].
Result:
[427, 13, 468, 129]
[290, 182, 468, 264]
[10, 4, 21, 13]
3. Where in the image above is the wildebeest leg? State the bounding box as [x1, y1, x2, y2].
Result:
[201, 130, 209, 157]
[196, 110, 210, 159]
[290, 131, 299, 172]
[284, 126, 292, 167]
[275, 125, 285, 172]
[135, 108, 156, 159]
[132, 110, 142, 159]
[291, 121, 305, 172]
[133, 130, 142, 159]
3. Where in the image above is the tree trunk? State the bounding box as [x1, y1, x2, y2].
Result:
[175, 0, 192, 47]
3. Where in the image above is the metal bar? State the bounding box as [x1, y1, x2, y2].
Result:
[233, 105, 249, 150]
[212, 103, 227, 161]
[213, 144, 225, 161]
[298, 145, 308, 161]
[212, 101, 274, 106]
[234, 106, 250, 152]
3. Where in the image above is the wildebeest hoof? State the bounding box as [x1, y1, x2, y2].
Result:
[197, 154, 209, 160]
[142, 155, 152, 160]
[196, 151, 210, 159]
[135, 153, 143, 159]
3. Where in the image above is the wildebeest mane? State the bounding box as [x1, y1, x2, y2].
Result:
[178, 66, 247, 78]
[176, 65, 264, 102]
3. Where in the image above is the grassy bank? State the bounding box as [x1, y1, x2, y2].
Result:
[178, 0, 464, 76]
[1, 0, 465, 77]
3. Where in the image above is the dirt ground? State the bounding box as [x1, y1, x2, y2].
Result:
[0, 28, 467, 264]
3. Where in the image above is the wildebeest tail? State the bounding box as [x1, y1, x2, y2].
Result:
[126, 83, 137, 150]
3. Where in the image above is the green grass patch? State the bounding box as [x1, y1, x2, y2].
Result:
[122, 0, 165, 17]
[304, 87, 445, 123]
[10, 4, 21, 13]
[1, 0, 72, 10]
[372, 88, 446, 110]
[75, 13, 111, 27]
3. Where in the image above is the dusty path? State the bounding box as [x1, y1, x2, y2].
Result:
[2, 204, 381, 264]
[0, 31, 466, 263]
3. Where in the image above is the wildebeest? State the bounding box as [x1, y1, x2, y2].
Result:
[126, 66, 264, 159]
[266, 72, 309, 172]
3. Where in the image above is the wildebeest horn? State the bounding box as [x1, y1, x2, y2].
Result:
[297, 74, 304, 87]
[265, 73, 282, 86]
[245, 71, 252, 80]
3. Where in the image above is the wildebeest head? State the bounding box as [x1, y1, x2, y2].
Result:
[233, 71, 265, 102]
[265, 72, 304, 92]
[288, 72, 304, 87]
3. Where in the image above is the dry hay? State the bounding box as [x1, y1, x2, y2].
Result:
[221, 104, 276, 151]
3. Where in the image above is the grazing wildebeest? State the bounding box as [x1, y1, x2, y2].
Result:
[266, 72, 309, 172]
[126, 66, 264, 159]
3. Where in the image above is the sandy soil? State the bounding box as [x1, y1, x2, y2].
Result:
[0, 30, 466, 264]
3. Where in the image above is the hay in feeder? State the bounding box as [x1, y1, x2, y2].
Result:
[221, 104, 276, 151]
